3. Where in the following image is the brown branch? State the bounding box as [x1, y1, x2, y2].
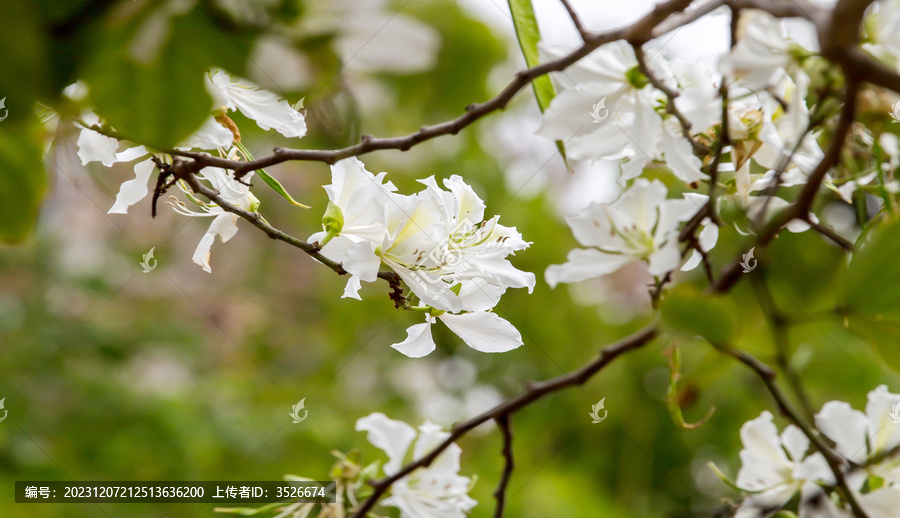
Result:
[632, 45, 708, 155]
[559, 0, 591, 41]
[718, 346, 870, 518]
[350, 325, 659, 518]
[493, 414, 515, 518]
[166, 0, 698, 178]
[806, 217, 854, 250]
[178, 167, 399, 285]
[712, 79, 860, 293]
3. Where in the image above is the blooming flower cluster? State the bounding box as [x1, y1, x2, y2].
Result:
[310, 158, 535, 357]
[728, 386, 900, 517]
[356, 412, 477, 518]
[537, 9, 896, 290]
[85, 69, 306, 272]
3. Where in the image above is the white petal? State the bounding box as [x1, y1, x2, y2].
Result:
[660, 120, 708, 183]
[355, 413, 416, 476]
[336, 13, 440, 74]
[736, 411, 792, 492]
[115, 145, 149, 163]
[815, 401, 869, 464]
[545, 248, 634, 288]
[108, 158, 156, 214]
[438, 311, 523, 353]
[192, 213, 239, 273]
[179, 117, 235, 150]
[391, 319, 437, 358]
[206, 69, 308, 138]
[77, 128, 120, 166]
[865, 385, 900, 457]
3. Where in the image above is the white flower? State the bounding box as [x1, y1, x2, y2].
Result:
[310, 159, 533, 356]
[307, 157, 398, 299]
[379, 175, 534, 313]
[536, 42, 666, 179]
[170, 166, 260, 273]
[545, 179, 710, 287]
[721, 11, 814, 90]
[733, 411, 832, 518]
[299, 0, 440, 74]
[751, 72, 824, 186]
[205, 68, 307, 138]
[816, 386, 900, 485]
[355, 413, 476, 518]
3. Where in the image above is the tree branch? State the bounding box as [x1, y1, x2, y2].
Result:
[493, 414, 515, 518]
[167, 0, 699, 178]
[559, 0, 591, 41]
[350, 325, 659, 518]
[717, 346, 870, 518]
[177, 165, 400, 285]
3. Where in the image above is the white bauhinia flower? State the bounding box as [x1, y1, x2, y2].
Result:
[379, 175, 535, 313]
[733, 411, 832, 518]
[720, 10, 815, 90]
[298, 0, 440, 74]
[307, 157, 398, 299]
[751, 72, 824, 186]
[815, 386, 900, 485]
[310, 159, 534, 356]
[545, 179, 711, 287]
[536, 42, 666, 180]
[170, 166, 260, 272]
[355, 413, 477, 518]
[863, 0, 900, 67]
[205, 68, 307, 138]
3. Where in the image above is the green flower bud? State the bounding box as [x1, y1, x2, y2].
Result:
[320, 201, 344, 246]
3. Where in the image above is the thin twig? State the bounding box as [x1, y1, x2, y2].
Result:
[559, 0, 591, 41]
[493, 414, 515, 518]
[179, 168, 399, 284]
[164, 0, 698, 179]
[718, 346, 870, 518]
[350, 325, 659, 518]
[806, 217, 854, 250]
[632, 45, 708, 155]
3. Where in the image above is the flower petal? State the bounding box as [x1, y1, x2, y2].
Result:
[438, 311, 523, 353]
[108, 158, 156, 214]
[391, 320, 438, 358]
[355, 413, 416, 476]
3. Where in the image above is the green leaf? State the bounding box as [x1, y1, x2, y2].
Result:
[506, 0, 569, 169]
[660, 283, 739, 346]
[84, 9, 250, 148]
[843, 217, 900, 370]
[0, 124, 48, 244]
[234, 142, 310, 209]
[0, 0, 47, 124]
[844, 216, 900, 317]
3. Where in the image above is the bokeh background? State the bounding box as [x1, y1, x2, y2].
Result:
[2, 0, 898, 517]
